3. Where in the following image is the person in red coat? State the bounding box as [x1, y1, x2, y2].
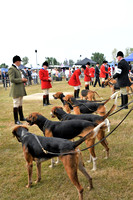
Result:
[84, 62, 91, 90]
[68, 65, 86, 98]
[108, 65, 111, 77]
[100, 60, 109, 87]
[39, 61, 52, 106]
[89, 64, 95, 85]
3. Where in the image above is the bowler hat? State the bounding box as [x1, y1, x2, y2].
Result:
[116, 51, 124, 57]
[13, 55, 22, 63]
[42, 61, 49, 67]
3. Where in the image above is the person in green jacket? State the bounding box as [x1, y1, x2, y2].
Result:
[8, 55, 27, 124]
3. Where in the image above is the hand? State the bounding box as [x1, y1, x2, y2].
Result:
[22, 78, 27, 83]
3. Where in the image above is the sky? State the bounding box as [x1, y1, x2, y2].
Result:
[0, 0, 133, 67]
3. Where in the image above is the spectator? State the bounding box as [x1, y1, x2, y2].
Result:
[8, 55, 27, 124]
[32, 70, 38, 84]
[2, 71, 8, 88]
[27, 68, 32, 85]
[68, 65, 86, 98]
[39, 61, 52, 106]
[93, 62, 101, 87]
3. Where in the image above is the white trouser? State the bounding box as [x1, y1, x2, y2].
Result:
[43, 89, 49, 95]
[74, 86, 80, 90]
[85, 81, 90, 85]
[120, 87, 127, 95]
[13, 97, 23, 107]
[101, 78, 105, 82]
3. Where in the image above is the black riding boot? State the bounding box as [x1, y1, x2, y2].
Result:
[46, 94, 51, 105]
[43, 95, 47, 106]
[13, 107, 22, 124]
[18, 106, 26, 121]
[101, 82, 105, 88]
[77, 89, 80, 99]
[123, 95, 128, 109]
[74, 90, 77, 98]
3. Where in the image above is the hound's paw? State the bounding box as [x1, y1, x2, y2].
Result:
[35, 178, 41, 184]
[91, 168, 96, 171]
[26, 184, 32, 188]
[49, 164, 54, 168]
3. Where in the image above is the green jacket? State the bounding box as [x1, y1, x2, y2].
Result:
[8, 65, 27, 98]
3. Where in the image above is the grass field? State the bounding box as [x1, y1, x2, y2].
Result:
[0, 79, 133, 200]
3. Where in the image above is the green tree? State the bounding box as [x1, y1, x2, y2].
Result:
[63, 59, 69, 66]
[125, 47, 133, 57]
[91, 52, 106, 66]
[22, 57, 29, 66]
[112, 48, 117, 61]
[68, 59, 74, 66]
[45, 57, 60, 65]
[0, 63, 8, 68]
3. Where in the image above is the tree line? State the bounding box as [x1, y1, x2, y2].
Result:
[0, 47, 133, 69]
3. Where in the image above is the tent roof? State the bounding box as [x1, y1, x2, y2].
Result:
[75, 57, 96, 65]
[124, 53, 133, 62]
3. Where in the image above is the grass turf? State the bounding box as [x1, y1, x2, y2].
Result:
[0, 79, 133, 200]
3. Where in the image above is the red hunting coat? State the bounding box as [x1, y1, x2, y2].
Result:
[100, 64, 108, 78]
[84, 67, 91, 81]
[108, 66, 111, 77]
[39, 68, 52, 89]
[68, 68, 81, 86]
[89, 67, 95, 78]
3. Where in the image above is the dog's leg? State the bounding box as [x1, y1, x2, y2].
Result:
[49, 158, 55, 168]
[85, 139, 97, 171]
[87, 154, 92, 163]
[60, 154, 83, 200]
[35, 161, 41, 183]
[26, 162, 33, 188]
[97, 130, 109, 159]
[78, 152, 93, 190]
[23, 146, 33, 188]
[55, 157, 60, 164]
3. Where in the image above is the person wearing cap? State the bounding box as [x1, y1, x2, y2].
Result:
[113, 51, 131, 109]
[39, 61, 52, 106]
[100, 60, 109, 87]
[93, 62, 101, 87]
[8, 55, 27, 124]
[68, 65, 86, 98]
[84, 62, 91, 90]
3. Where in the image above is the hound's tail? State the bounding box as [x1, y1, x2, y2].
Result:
[73, 121, 105, 148]
[103, 93, 118, 120]
[103, 91, 119, 105]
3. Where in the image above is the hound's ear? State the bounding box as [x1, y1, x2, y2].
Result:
[12, 125, 29, 136]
